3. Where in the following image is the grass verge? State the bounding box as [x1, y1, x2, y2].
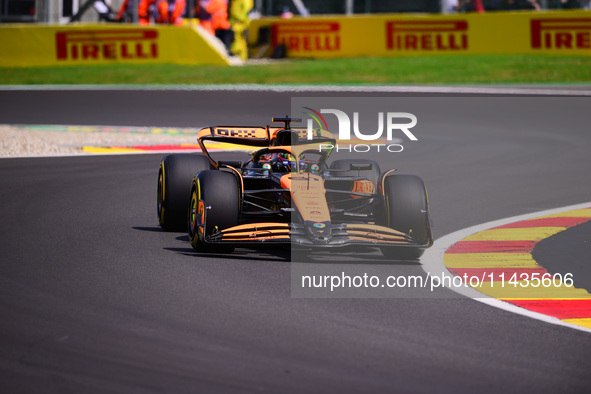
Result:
[1, 55, 591, 85]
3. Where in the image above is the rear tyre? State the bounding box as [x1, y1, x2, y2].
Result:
[379, 175, 432, 261]
[329, 159, 381, 187]
[188, 170, 240, 253]
[157, 154, 212, 231]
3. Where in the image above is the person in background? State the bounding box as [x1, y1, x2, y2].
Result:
[503, 0, 541, 9]
[116, 0, 133, 21]
[195, 0, 228, 35]
[280, 5, 293, 18]
[195, 0, 233, 53]
[156, 0, 186, 25]
[460, 0, 485, 12]
[229, 0, 253, 60]
[560, 0, 582, 8]
[447, 0, 460, 12]
[116, 0, 157, 24]
[94, 0, 117, 21]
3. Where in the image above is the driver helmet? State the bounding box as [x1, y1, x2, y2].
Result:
[277, 152, 295, 172]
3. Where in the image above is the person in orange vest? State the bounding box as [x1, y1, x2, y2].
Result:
[155, 0, 186, 25]
[115, 0, 131, 22]
[116, 0, 132, 21]
[194, 0, 230, 33]
[116, 0, 157, 24]
[195, 0, 233, 52]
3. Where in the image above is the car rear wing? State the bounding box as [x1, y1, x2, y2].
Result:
[197, 126, 335, 147]
[197, 125, 337, 167]
[198, 127, 270, 147]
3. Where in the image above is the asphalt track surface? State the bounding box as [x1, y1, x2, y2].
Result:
[535, 220, 591, 293]
[1, 90, 591, 393]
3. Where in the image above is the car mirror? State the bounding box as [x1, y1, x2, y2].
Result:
[349, 163, 372, 171]
[218, 160, 243, 169]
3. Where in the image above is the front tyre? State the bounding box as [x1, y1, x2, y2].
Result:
[157, 154, 212, 231]
[188, 170, 240, 253]
[379, 174, 432, 260]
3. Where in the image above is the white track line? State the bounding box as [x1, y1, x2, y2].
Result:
[1, 84, 591, 96]
[0, 150, 189, 160]
[421, 202, 591, 334]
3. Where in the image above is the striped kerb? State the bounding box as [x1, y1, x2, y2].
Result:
[443, 208, 591, 330]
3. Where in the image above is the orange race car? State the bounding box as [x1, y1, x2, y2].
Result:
[156, 117, 433, 259]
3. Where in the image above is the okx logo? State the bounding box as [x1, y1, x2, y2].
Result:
[302, 107, 418, 153]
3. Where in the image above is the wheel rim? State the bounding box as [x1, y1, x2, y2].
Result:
[189, 190, 197, 235]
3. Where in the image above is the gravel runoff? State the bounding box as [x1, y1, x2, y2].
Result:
[0, 125, 199, 157]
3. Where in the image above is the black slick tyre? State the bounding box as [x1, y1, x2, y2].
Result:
[379, 174, 432, 260]
[157, 154, 212, 231]
[188, 170, 240, 253]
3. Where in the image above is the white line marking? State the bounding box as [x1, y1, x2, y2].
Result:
[421, 202, 591, 334]
[1, 84, 591, 96]
[0, 150, 184, 160]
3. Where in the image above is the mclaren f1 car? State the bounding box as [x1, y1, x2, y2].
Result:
[156, 117, 433, 259]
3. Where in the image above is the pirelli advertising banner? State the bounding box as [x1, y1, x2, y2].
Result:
[251, 11, 591, 58]
[0, 24, 229, 67]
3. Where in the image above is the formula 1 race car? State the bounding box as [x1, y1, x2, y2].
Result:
[156, 117, 433, 259]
